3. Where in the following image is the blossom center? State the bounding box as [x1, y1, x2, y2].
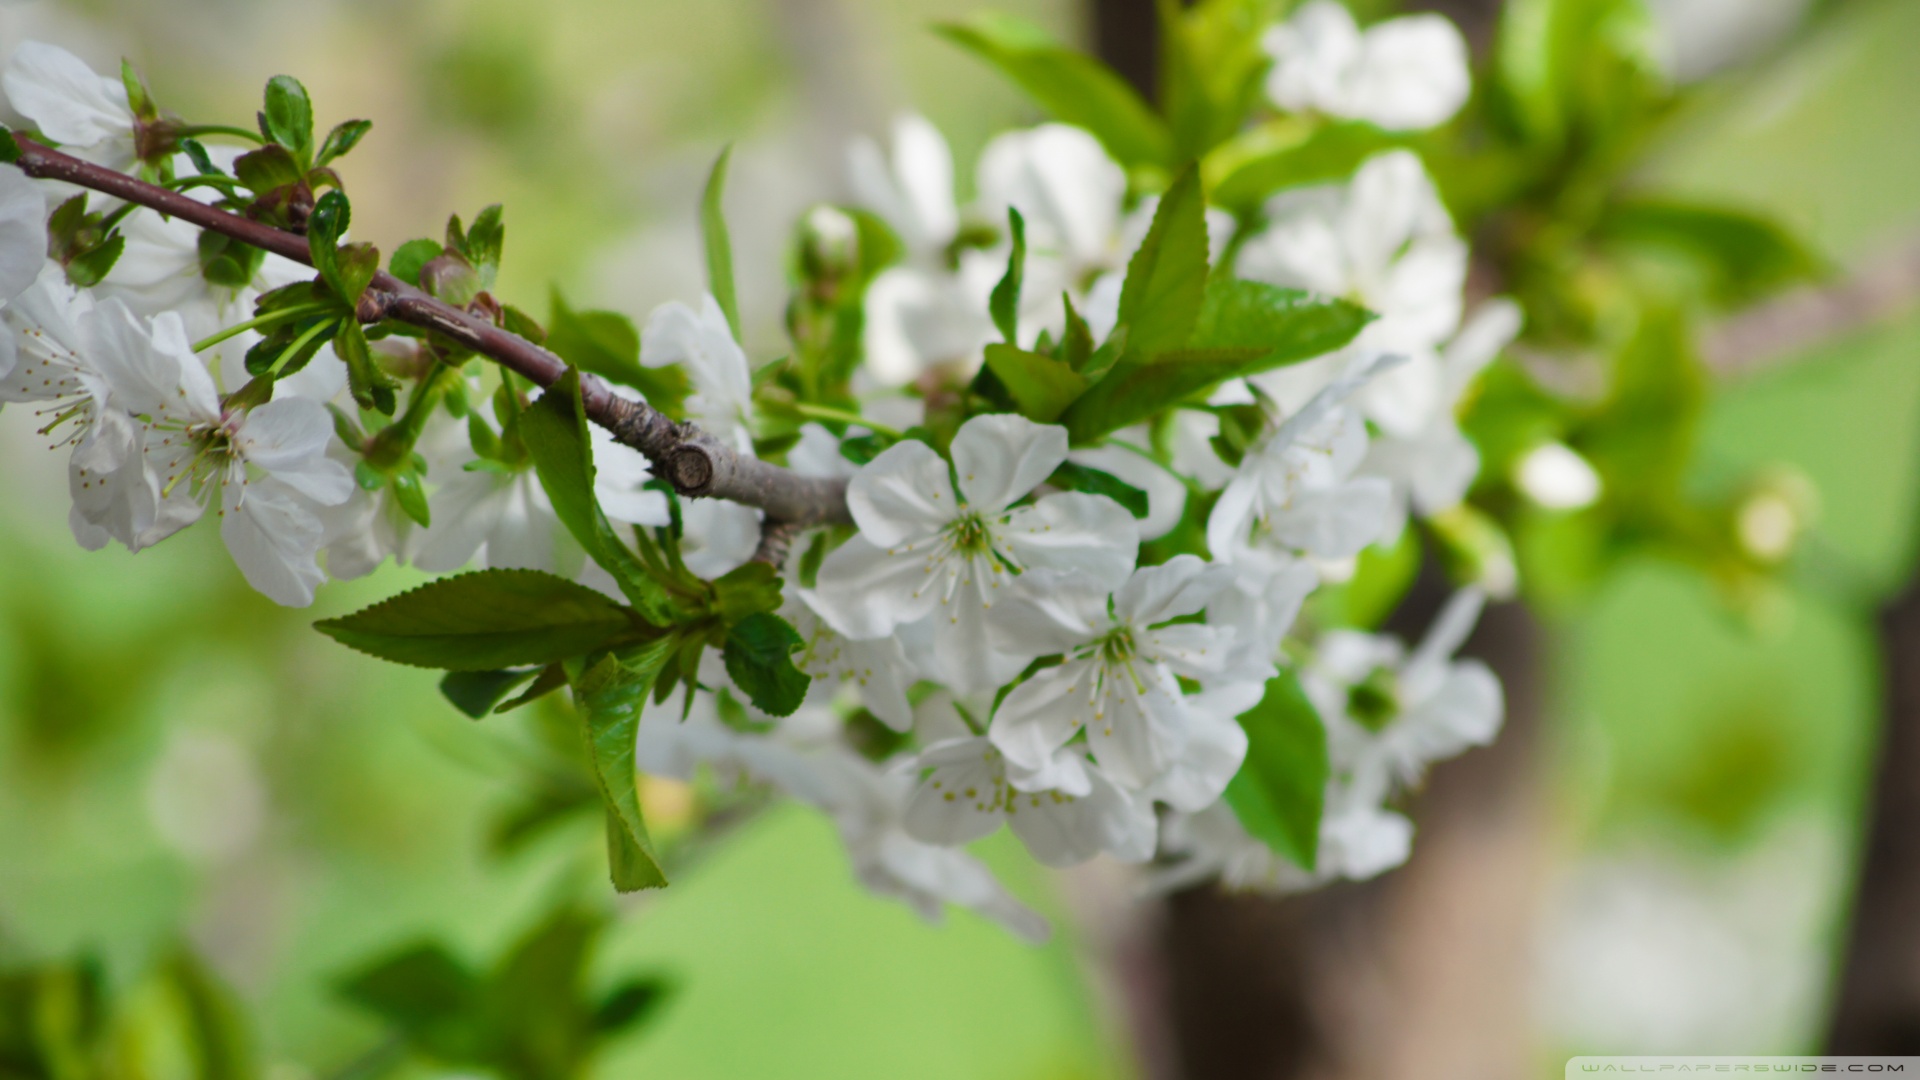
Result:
[1347, 665, 1401, 733]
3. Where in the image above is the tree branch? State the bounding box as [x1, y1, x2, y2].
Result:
[9, 135, 852, 528]
[1703, 235, 1920, 377]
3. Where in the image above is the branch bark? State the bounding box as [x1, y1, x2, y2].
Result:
[8, 136, 851, 530]
[1703, 235, 1920, 378]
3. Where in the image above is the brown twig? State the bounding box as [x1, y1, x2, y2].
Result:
[1703, 235, 1920, 377]
[9, 135, 852, 530]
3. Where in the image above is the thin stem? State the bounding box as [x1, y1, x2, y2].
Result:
[270, 315, 340, 374]
[7, 135, 853, 524]
[174, 124, 265, 144]
[788, 401, 902, 439]
[191, 305, 333, 353]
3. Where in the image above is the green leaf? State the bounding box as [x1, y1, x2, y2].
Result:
[1115, 166, 1209, 356]
[120, 60, 158, 121]
[439, 668, 543, 719]
[315, 568, 641, 670]
[306, 190, 359, 302]
[0, 127, 22, 166]
[722, 613, 810, 718]
[232, 143, 304, 197]
[1209, 121, 1402, 213]
[1188, 278, 1374, 374]
[937, 13, 1173, 169]
[1047, 461, 1148, 518]
[1224, 669, 1328, 870]
[162, 949, 257, 1080]
[520, 368, 678, 625]
[1597, 199, 1823, 307]
[989, 207, 1026, 343]
[1161, 0, 1279, 161]
[64, 232, 123, 288]
[390, 238, 444, 287]
[334, 319, 396, 415]
[547, 290, 690, 416]
[569, 639, 678, 891]
[260, 75, 314, 160]
[315, 118, 372, 166]
[711, 561, 784, 624]
[1060, 279, 1374, 440]
[464, 204, 505, 288]
[336, 944, 480, 1055]
[700, 145, 741, 342]
[983, 343, 1089, 423]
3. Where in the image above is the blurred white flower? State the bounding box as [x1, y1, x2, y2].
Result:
[903, 735, 1156, 867]
[1515, 440, 1603, 510]
[1304, 588, 1503, 787]
[1262, 1, 1471, 131]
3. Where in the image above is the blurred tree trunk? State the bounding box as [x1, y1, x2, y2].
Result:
[1826, 579, 1920, 1053]
[1078, 3, 1546, 1079]
[1154, 589, 1551, 1080]
[1089, 0, 1161, 105]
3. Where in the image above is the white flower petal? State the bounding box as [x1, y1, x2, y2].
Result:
[951, 412, 1067, 513]
[809, 535, 945, 639]
[846, 437, 957, 546]
[1000, 492, 1139, 589]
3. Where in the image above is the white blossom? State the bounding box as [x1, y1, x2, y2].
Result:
[0, 277, 155, 550]
[1303, 588, 1504, 787]
[852, 116, 997, 386]
[1262, 1, 1471, 131]
[0, 167, 48, 305]
[1208, 359, 1399, 563]
[413, 462, 579, 576]
[810, 413, 1139, 693]
[988, 556, 1266, 791]
[1363, 299, 1523, 534]
[1515, 440, 1603, 510]
[1154, 763, 1414, 893]
[86, 302, 353, 605]
[903, 735, 1156, 867]
[1236, 151, 1469, 438]
[787, 588, 916, 731]
[641, 294, 755, 452]
[3, 42, 138, 174]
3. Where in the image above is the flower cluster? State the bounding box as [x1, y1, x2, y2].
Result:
[0, 7, 1512, 941]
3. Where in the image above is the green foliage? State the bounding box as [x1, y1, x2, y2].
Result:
[1224, 669, 1330, 869]
[1047, 461, 1150, 518]
[440, 667, 546, 719]
[568, 639, 680, 890]
[46, 194, 125, 288]
[547, 290, 690, 416]
[1597, 199, 1824, 308]
[334, 318, 399, 415]
[315, 569, 644, 671]
[722, 612, 810, 717]
[1209, 120, 1404, 213]
[1160, 0, 1281, 162]
[315, 118, 372, 167]
[339, 910, 670, 1079]
[982, 343, 1089, 422]
[1115, 167, 1210, 356]
[1188, 278, 1373, 370]
[307, 190, 379, 306]
[989, 208, 1026, 343]
[702, 145, 742, 341]
[389, 238, 445, 287]
[1310, 527, 1424, 629]
[937, 13, 1172, 170]
[520, 368, 678, 623]
[259, 75, 314, 162]
[0, 948, 257, 1080]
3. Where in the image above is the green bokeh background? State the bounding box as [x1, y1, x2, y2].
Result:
[1, 0, 1917, 1074]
